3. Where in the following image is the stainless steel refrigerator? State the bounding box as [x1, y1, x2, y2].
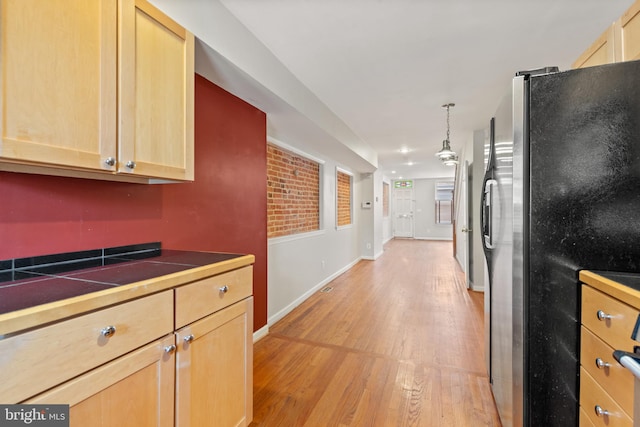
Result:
[481, 60, 640, 427]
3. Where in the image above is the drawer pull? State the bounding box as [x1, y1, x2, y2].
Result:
[100, 325, 116, 337]
[596, 310, 613, 321]
[594, 405, 609, 417]
[164, 344, 177, 354]
[219, 285, 229, 294]
[184, 334, 195, 343]
[595, 358, 611, 369]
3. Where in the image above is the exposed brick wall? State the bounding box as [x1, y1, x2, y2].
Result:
[337, 170, 352, 226]
[267, 143, 320, 238]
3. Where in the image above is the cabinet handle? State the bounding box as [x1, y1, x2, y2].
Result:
[184, 334, 195, 343]
[595, 358, 610, 369]
[104, 157, 116, 167]
[125, 160, 136, 169]
[164, 344, 177, 354]
[594, 405, 609, 417]
[219, 285, 229, 294]
[100, 325, 116, 337]
[597, 310, 613, 321]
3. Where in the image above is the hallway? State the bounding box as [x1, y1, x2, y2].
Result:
[250, 239, 501, 426]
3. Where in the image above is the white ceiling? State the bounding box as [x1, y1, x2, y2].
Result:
[152, 0, 632, 180]
[216, 0, 631, 179]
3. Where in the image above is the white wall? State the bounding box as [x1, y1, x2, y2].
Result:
[382, 176, 392, 244]
[413, 178, 453, 240]
[267, 154, 363, 326]
[451, 129, 487, 292]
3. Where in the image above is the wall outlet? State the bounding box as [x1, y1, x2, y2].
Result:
[366, 243, 371, 250]
[321, 260, 326, 269]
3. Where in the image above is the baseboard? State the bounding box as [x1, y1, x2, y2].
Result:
[362, 249, 384, 261]
[267, 257, 362, 327]
[413, 236, 453, 241]
[253, 324, 269, 343]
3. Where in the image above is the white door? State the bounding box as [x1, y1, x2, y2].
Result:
[393, 187, 414, 237]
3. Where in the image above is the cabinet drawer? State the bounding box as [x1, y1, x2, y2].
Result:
[0, 290, 173, 403]
[581, 327, 634, 415]
[580, 407, 597, 427]
[580, 367, 632, 427]
[582, 285, 639, 351]
[175, 266, 252, 328]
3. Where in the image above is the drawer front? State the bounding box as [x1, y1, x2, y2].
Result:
[175, 266, 252, 328]
[582, 285, 639, 351]
[0, 290, 173, 403]
[581, 327, 634, 414]
[580, 407, 597, 427]
[580, 367, 633, 427]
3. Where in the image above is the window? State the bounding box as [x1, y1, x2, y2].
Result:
[435, 181, 454, 224]
[383, 182, 390, 218]
[267, 142, 321, 238]
[336, 168, 353, 227]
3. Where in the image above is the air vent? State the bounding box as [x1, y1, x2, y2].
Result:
[320, 286, 333, 293]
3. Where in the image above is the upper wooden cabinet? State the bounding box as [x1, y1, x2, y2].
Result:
[572, 24, 617, 69]
[0, 0, 194, 183]
[620, 0, 640, 61]
[119, 0, 194, 181]
[573, 0, 640, 69]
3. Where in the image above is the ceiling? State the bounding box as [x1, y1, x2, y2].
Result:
[217, 0, 632, 179]
[152, 0, 632, 180]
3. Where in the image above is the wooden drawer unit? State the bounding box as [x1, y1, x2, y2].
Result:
[27, 334, 176, 427]
[580, 407, 597, 427]
[0, 290, 173, 403]
[175, 266, 253, 328]
[582, 285, 640, 352]
[581, 327, 634, 415]
[580, 367, 632, 427]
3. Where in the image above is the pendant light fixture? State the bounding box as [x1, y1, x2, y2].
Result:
[435, 103, 458, 165]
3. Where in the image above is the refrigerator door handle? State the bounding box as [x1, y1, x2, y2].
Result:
[481, 179, 497, 250]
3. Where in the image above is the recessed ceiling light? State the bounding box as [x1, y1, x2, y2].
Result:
[407, 161, 414, 166]
[399, 147, 410, 154]
[391, 170, 396, 174]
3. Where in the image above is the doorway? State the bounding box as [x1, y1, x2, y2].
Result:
[393, 186, 414, 238]
[465, 162, 474, 288]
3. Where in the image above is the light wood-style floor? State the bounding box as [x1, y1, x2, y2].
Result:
[250, 239, 501, 426]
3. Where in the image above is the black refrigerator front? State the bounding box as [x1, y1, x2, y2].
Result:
[484, 60, 640, 427]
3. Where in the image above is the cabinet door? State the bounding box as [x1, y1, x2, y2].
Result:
[27, 335, 176, 427]
[0, 0, 117, 171]
[572, 23, 617, 69]
[119, 0, 194, 181]
[176, 297, 253, 427]
[620, 0, 640, 61]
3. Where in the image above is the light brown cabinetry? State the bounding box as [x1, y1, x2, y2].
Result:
[1, 265, 254, 427]
[580, 285, 636, 427]
[573, 0, 640, 68]
[175, 266, 254, 427]
[176, 298, 253, 427]
[28, 335, 176, 427]
[0, 0, 194, 183]
[620, 1, 640, 61]
[0, 290, 174, 404]
[572, 24, 617, 69]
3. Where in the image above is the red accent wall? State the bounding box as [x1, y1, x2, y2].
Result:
[0, 74, 268, 331]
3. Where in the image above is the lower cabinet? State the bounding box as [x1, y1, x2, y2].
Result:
[28, 335, 176, 427]
[176, 297, 253, 427]
[5, 265, 254, 427]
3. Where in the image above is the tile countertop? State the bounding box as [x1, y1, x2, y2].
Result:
[0, 245, 255, 337]
[580, 270, 640, 310]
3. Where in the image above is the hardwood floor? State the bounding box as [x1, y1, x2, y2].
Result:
[250, 239, 501, 426]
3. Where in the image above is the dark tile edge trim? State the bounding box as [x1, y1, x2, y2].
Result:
[0, 242, 161, 280]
